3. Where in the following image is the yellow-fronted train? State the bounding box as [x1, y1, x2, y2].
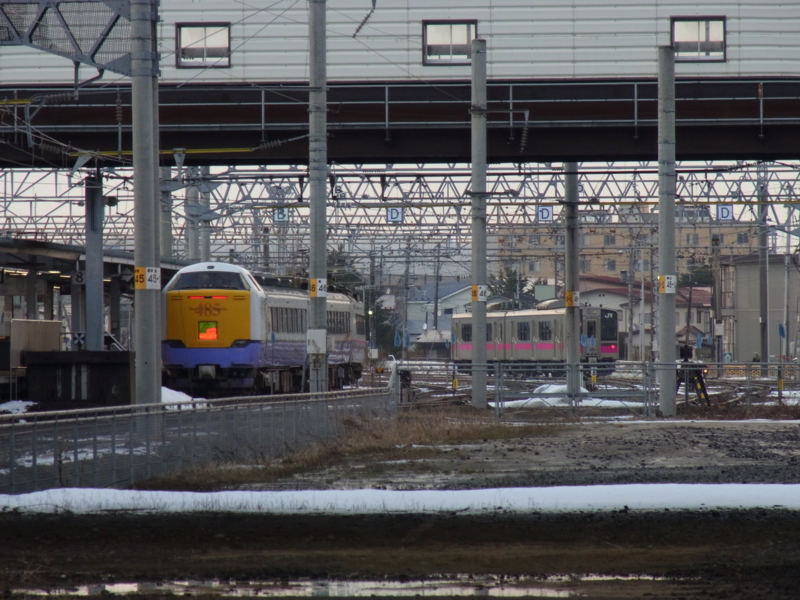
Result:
[162, 262, 365, 396]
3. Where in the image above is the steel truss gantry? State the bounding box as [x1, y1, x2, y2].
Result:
[1, 160, 798, 277]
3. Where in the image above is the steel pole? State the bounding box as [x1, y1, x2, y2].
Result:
[657, 46, 677, 416]
[759, 168, 769, 372]
[131, 0, 160, 404]
[564, 162, 581, 399]
[471, 38, 487, 409]
[85, 169, 104, 351]
[308, 0, 328, 393]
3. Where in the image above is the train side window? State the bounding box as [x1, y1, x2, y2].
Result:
[462, 323, 472, 342]
[538, 321, 552, 341]
[517, 322, 531, 341]
[486, 323, 492, 341]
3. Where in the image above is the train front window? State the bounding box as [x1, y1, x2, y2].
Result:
[173, 271, 248, 290]
[586, 321, 597, 340]
[601, 311, 618, 341]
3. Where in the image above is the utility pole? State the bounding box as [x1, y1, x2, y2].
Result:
[307, 0, 328, 393]
[470, 38, 488, 409]
[85, 168, 104, 351]
[657, 46, 677, 416]
[758, 165, 769, 373]
[564, 162, 581, 400]
[131, 0, 161, 404]
[433, 242, 441, 330]
[403, 241, 410, 360]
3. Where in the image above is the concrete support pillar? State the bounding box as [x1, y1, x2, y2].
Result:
[185, 169, 200, 261]
[470, 38, 488, 409]
[43, 283, 54, 321]
[85, 170, 105, 351]
[110, 273, 122, 342]
[657, 46, 677, 416]
[200, 165, 211, 262]
[25, 262, 37, 320]
[4, 294, 14, 322]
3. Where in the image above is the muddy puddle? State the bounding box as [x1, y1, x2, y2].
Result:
[13, 575, 678, 598]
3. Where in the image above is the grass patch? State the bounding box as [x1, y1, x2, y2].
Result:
[133, 405, 561, 492]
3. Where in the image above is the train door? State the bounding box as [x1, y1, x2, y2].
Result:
[496, 318, 506, 361]
[581, 308, 601, 361]
[554, 318, 564, 361]
[514, 319, 533, 361]
[486, 320, 495, 362]
[535, 318, 555, 360]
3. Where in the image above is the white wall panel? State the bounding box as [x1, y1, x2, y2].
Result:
[0, 1, 796, 85]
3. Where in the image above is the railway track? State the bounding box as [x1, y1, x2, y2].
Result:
[400, 361, 795, 413]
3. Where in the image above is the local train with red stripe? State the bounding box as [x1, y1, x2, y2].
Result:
[161, 262, 366, 396]
[451, 304, 619, 374]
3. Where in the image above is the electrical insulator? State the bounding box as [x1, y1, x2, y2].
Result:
[116, 93, 123, 124]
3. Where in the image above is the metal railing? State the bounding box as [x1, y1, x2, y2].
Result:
[0, 386, 397, 495]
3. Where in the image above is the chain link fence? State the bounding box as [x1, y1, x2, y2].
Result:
[0, 384, 398, 495]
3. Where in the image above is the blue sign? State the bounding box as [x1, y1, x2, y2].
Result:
[394, 332, 401, 346]
[779, 323, 786, 339]
[695, 335, 703, 348]
[580, 334, 588, 346]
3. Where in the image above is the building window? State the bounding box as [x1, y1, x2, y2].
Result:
[529, 234, 541, 247]
[423, 21, 477, 65]
[582, 234, 592, 247]
[736, 232, 749, 244]
[605, 259, 616, 272]
[672, 17, 726, 62]
[554, 234, 565, 247]
[604, 234, 616, 246]
[176, 23, 231, 68]
[635, 259, 650, 272]
[528, 261, 541, 273]
[686, 233, 699, 245]
[580, 259, 592, 272]
[636, 233, 649, 245]
[714, 233, 724, 245]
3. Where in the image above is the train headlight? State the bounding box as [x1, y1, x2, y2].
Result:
[230, 339, 252, 348]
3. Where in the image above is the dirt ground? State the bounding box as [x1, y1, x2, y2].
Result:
[3, 418, 800, 599]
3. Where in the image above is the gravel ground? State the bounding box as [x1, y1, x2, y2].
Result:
[253, 419, 800, 491]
